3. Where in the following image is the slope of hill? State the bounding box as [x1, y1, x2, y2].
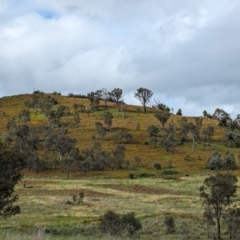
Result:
[0, 92, 238, 176]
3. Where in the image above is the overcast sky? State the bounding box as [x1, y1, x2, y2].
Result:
[1, 0, 240, 117]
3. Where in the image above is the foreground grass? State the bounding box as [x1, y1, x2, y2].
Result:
[1, 173, 239, 239]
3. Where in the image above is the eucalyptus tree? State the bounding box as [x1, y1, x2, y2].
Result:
[134, 87, 153, 113]
[188, 122, 198, 152]
[25, 94, 68, 128]
[87, 90, 101, 111]
[109, 88, 123, 112]
[202, 125, 214, 146]
[17, 109, 30, 123]
[100, 88, 110, 109]
[154, 111, 170, 127]
[102, 111, 113, 131]
[147, 125, 159, 138]
[95, 122, 108, 140]
[178, 117, 188, 144]
[81, 141, 110, 172]
[113, 144, 126, 169]
[153, 100, 170, 112]
[200, 173, 238, 240]
[44, 128, 76, 160]
[0, 148, 26, 218]
[213, 108, 232, 126]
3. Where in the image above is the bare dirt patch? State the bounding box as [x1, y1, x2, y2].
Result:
[91, 184, 179, 195]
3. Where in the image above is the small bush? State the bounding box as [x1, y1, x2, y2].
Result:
[143, 140, 149, 145]
[113, 130, 133, 144]
[222, 152, 236, 170]
[52, 91, 61, 95]
[164, 216, 175, 234]
[100, 210, 142, 237]
[208, 151, 221, 170]
[129, 173, 134, 179]
[121, 212, 142, 237]
[100, 211, 122, 236]
[207, 151, 237, 170]
[138, 173, 155, 178]
[136, 123, 141, 131]
[134, 156, 141, 166]
[65, 192, 84, 205]
[153, 162, 161, 170]
[162, 169, 179, 175]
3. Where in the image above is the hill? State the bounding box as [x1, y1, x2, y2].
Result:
[0, 92, 238, 177]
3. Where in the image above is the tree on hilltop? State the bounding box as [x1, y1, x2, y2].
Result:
[109, 88, 123, 112]
[134, 87, 153, 113]
[212, 108, 231, 127]
[87, 90, 101, 111]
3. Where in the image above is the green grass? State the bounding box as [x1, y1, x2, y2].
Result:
[1, 174, 239, 239]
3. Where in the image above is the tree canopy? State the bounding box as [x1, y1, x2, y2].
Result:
[0, 148, 25, 218]
[134, 87, 153, 113]
[200, 172, 238, 240]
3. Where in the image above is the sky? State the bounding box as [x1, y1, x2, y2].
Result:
[1, 0, 240, 117]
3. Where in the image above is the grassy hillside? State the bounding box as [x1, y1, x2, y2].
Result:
[0, 93, 238, 176]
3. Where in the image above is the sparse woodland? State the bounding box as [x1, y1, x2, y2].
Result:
[0, 89, 240, 239]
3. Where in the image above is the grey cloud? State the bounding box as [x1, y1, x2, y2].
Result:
[1, 0, 240, 117]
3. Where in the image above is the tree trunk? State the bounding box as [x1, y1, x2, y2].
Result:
[216, 216, 221, 240]
[191, 136, 195, 152]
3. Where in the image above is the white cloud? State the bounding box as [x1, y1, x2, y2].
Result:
[1, 0, 240, 118]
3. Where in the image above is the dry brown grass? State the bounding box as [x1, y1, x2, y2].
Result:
[1, 93, 240, 178]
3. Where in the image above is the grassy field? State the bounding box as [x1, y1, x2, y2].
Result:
[0, 93, 240, 239]
[0, 173, 239, 239]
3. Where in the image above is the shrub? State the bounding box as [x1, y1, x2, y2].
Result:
[52, 91, 61, 95]
[207, 151, 237, 170]
[121, 212, 142, 237]
[208, 156, 221, 170]
[153, 162, 161, 170]
[136, 123, 141, 131]
[164, 216, 175, 234]
[208, 151, 221, 170]
[65, 192, 84, 205]
[138, 173, 155, 178]
[176, 108, 182, 116]
[129, 173, 134, 179]
[113, 130, 133, 144]
[100, 211, 142, 237]
[100, 211, 122, 236]
[162, 169, 179, 175]
[143, 140, 149, 145]
[134, 156, 141, 166]
[222, 152, 236, 170]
